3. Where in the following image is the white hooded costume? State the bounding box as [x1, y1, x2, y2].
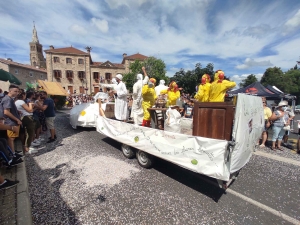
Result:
[131, 73, 144, 125]
[114, 74, 128, 120]
[155, 80, 168, 97]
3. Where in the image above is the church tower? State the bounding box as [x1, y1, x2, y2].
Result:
[29, 24, 46, 68]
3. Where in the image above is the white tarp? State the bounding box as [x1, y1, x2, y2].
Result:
[96, 117, 231, 181]
[70, 102, 112, 129]
[230, 94, 264, 173]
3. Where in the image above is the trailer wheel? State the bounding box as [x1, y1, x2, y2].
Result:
[121, 144, 135, 159]
[136, 150, 154, 168]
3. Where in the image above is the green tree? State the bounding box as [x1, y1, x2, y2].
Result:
[260, 67, 285, 90]
[143, 57, 169, 84]
[123, 57, 168, 93]
[239, 74, 258, 88]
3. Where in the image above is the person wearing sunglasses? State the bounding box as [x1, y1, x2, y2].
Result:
[269, 101, 290, 151]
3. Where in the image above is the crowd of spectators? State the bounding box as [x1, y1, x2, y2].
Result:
[0, 84, 56, 190]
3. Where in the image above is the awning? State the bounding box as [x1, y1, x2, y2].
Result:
[37, 80, 68, 96]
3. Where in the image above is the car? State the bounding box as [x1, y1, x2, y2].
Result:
[295, 105, 300, 114]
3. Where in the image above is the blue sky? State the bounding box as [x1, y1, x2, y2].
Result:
[0, 0, 300, 85]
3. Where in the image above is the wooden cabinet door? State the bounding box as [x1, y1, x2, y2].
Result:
[193, 102, 234, 140]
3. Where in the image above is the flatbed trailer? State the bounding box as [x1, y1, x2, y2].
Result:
[93, 94, 263, 189]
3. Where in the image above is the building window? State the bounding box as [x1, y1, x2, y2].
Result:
[93, 72, 99, 80]
[54, 57, 60, 63]
[15, 69, 18, 74]
[53, 70, 62, 79]
[78, 71, 85, 79]
[66, 70, 73, 79]
[78, 58, 84, 64]
[105, 73, 111, 80]
[66, 58, 72, 64]
[29, 72, 33, 77]
[40, 74, 43, 79]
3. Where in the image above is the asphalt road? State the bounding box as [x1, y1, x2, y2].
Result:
[25, 110, 300, 225]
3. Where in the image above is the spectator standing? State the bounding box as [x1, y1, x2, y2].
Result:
[1, 85, 22, 153]
[282, 104, 295, 146]
[184, 100, 194, 118]
[259, 97, 272, 147]
[40, 91, 57, 143]
[15, 89, 37, 152]
[269, 101, 289, 151]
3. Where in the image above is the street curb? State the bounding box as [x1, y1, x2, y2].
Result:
[16, 141, 33, 225]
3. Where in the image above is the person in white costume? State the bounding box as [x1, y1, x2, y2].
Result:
[142, 67, 149, 85]
[131, 73, 144, 125]
[155, 80, 168, 98]
[114, 74, 128, 121]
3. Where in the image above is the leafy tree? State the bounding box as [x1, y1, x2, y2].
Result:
[239, 74, 258, 88]
[123, 57, 168, 93]
[260, 67, 285, 90]
[143, 57, 169, 84]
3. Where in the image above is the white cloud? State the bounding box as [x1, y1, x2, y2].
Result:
[283, 9, 300, 35]
[236, 58, 273, 69]
[69, 24, 88, 36]
[231, 73, 263, 87]
[91, 18, 109, 33]
[0, 0, 299, 79]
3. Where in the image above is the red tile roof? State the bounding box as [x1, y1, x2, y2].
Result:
[122, 53, 148, 64]
[44, 47, 89, 55]
[0, 58, 47, 73]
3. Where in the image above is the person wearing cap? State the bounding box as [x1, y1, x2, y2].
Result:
[131, 73, 144, 125]
[114, 74, 128, 121]
[269, 100, 290, 151]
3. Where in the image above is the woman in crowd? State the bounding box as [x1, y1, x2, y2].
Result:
[15, 89, 36, 152]
[259, 97, 272, 148]
[269, 101, 290, 151]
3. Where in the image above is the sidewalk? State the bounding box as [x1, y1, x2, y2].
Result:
[0, 140, 32, 225]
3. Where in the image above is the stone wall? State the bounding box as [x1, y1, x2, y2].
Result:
[0, 62, 47, 90]
[46, 54, 91, 94]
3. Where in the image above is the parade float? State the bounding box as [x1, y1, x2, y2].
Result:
[93, 94, 264, 189]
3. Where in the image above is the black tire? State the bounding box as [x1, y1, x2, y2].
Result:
[136, 150, 154, 168]
[121, 144, 135, 159]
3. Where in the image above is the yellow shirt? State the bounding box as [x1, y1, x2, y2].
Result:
[194, 83, 211, 102]
[264, 107, 272, 120]
[209, 80, 236, 102]
[160, 89, 180, 106]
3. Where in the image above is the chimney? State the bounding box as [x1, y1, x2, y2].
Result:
[49, 45, 54, 49]
[123, 53, 127, 58]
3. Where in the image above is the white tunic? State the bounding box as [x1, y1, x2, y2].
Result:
[155, 84, 168, 97]
[114, 81, 128, 120]
[131, 75, 144, 124]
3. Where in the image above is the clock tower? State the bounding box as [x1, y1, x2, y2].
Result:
[29, 24, 46, 68]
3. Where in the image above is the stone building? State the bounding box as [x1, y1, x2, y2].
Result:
[29, 25, 46, 68]
[0, 58, 47, 90]
[44, 46, 92, 94]
[44, 44, 148, 94]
